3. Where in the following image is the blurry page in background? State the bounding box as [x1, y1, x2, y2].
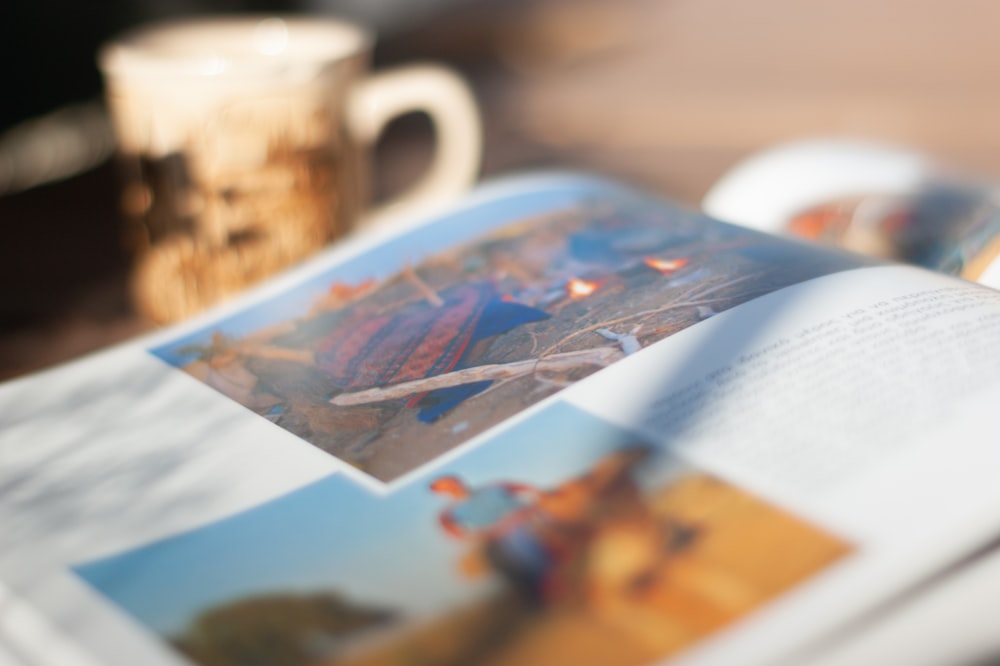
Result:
[703, 139, 1000, 289]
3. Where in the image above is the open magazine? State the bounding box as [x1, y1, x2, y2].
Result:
[4, 172, 1000, 666]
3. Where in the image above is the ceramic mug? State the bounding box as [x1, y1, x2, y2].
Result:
[99, 16, 482, 322]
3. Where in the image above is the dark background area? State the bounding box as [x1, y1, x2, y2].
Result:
[4, 0, 1000, 378]
[0, 0, 505, 378]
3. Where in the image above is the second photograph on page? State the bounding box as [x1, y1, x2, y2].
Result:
[75, 403, 852, 666]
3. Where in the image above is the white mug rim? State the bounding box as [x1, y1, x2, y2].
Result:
[98, 15, 373, 82]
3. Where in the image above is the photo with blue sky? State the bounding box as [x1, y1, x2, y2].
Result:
[75, 401, 659, 639]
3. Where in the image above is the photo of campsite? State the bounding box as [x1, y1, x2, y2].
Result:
[150, 182, 871, 481]
[75, 404, 852, 666]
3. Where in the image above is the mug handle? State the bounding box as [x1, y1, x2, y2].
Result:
[347, 63, 482, 226]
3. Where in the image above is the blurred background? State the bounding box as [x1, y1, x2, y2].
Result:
[4, 0, 1000, 378]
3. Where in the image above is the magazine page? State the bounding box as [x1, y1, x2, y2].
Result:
[2, 173, 1000, 666]
[702, 139, 1000, 289]
[800, 538, 1000, 666]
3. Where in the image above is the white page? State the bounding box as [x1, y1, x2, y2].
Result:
[566, 265, 1000, 665]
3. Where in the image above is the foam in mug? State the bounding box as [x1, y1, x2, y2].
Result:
[99, 16, 481, 322]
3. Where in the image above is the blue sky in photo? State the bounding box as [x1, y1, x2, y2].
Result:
[74, 401, 664, 638]
[150, 179, 617, 368]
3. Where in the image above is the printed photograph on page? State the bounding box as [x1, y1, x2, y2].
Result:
[149, 181, 875, 481]
[75, 403, 852, 666]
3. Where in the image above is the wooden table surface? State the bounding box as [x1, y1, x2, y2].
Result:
[4, 0, 1000, 379]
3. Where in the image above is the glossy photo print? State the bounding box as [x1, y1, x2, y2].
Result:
[149, 179, 872, 481]
[75, 403, 852, 666]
